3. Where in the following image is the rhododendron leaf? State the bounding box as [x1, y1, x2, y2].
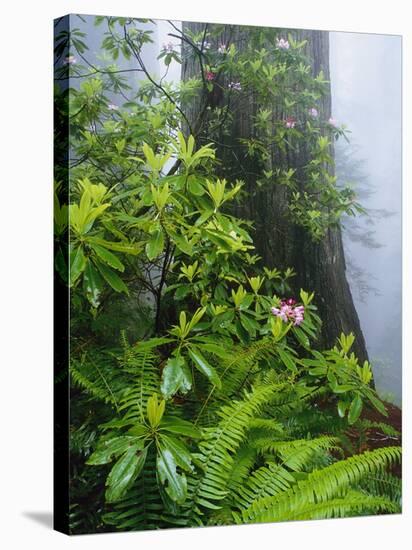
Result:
[294, 327, 310, 348]
[87, 436, 143, 465]
[160, 416, 201, 438]
[95, 261, 129, 294]
[161, 356, 192, 399]
[69, 246, 87, 286]
[187, 176, 205, 196]
[82, 261, 103, 307]
[90, 243, 125, 271]
[235, 318, 250, 344]
[146, 229, 164, 260]
[187, 347, 221, 389]
[240, 313, 257, 337]
[105, 446, 147, 502]
[348, 394, 363, 425]
[366, 391, 388, 417]
[156, 443, 188, 504]
[337, 400, 349, 418]
[277, 348, 297, 373]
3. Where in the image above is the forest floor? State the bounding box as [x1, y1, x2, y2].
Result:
[347, 402, 402, 477]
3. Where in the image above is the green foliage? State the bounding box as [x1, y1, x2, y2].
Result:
[57, 17, 401, 534]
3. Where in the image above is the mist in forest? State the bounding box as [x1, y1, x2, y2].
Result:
[330, 32, 402, 404]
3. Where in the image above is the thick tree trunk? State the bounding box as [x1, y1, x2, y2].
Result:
[182, 23, 368, 363]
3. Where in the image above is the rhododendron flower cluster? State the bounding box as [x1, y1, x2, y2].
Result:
[64, 55, 77, 65]
[206, 71, 216, 81]
[284, 116, 296, 129]
[197, 41, 211, 50]
[328, 117, 338, 127]
[276, 38, 290, 50]
[162, 42, 174, 52]
[309, 107, 319, 117]
[271, 298, 305, 326]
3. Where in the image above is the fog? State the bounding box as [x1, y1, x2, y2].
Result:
[330, 32, 402, 404]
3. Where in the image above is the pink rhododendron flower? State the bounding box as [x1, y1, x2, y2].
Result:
[162, 42, 174, 52]
[309, 108, 318, 118]
[328, 117, 338, 127]
[64, 55, 77, 65]
[276, 38, 290, 50]
[284, 116, 296, 129]
[293, 306, 305, 326]
[228, 81, 242, 91]
[206, 71, 216, 81]
[271, 299, 305, 326]
[197, 41, 211, 50]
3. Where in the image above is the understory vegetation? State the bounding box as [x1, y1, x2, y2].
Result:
[54, 16, 401, 533]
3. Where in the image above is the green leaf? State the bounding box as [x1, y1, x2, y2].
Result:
[239, 313, 257, 337]
[95, 260, 129, 294]
[337, 399, 349, 418]
[191, 340, 231, 359]
[333, 384, 355, 394]
[147, 393, 165, 427]
[160, 434, 193, 472]
[55, 248, 68, 283]
[235, 318, 250, 344]
[87, 436, 143, 465]
[160, 356, 192, 399]
[156, 443, 188, 504]
[294, 327, 310, 348]
[277, 348, 297, 372]
[348, 394, 363, 425]
[169, 232, 194, 256]
[146, 229, 164, 260]
[69, 246, 87, 286]
[187, 175, 205, 196]
[187, 347, 222, 389]
[83, 261, 103, 307]
[90, 243, 125, 271]
[366, 390, 388, 417]
[308, 366, 327, 376]
[160, 416, 201, 438]
[88, 236, 141, 255]
[105, 446, 147, 502]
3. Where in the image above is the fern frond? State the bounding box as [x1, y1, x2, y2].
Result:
[188, 383, 286, 519]
[255, 436, 341, 471]
[70, 353, 124, 410]
[240, 446, 401, 523]
[216, 338, 277, 398]
[118, 347, 160, 423]
[359, 472, 402, 504]
[235, 462, 295, 511]
[226, 444, 257, 496]
[268, 490, 400, 522]
[358, 419, 401, 438]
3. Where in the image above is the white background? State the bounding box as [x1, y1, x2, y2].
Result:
[0, 1, 410, 548]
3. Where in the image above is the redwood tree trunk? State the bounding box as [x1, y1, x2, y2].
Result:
[182, 23, 369, 363]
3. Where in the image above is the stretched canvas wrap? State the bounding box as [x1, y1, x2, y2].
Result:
[54, 14, 402, 535]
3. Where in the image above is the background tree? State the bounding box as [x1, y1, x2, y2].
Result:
[181, 23, 368, 362]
